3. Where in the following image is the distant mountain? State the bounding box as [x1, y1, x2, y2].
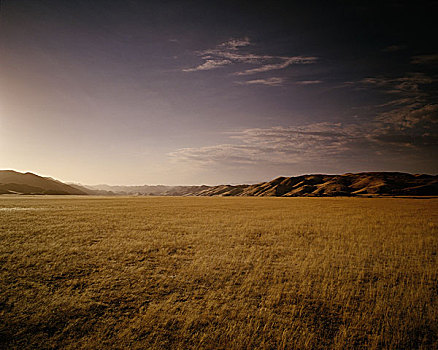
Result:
[1, 171, 437, 196]
[66, 183, 117, 196]
[87, 184, 211, 196]
[0, 170, 88, 195]
[89, 184, 177, 195]
[85, 172, 438, 197]
[192, 172, 438, 197]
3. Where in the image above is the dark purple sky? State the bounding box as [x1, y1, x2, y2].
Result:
[1, 0, 437, 185]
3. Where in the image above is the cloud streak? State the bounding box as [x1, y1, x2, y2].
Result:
[359, 73, 434, 94]
[237, 77, 285, 86]
[295, 80, 323, 85]
[182, 59, 231, 72]
[234, 56, 317, 76]
[178, 54, 437, 171]
[169, 74, 437, 168]
[382, 45, 406, 52]
[183, 38, 318, 77]
[411, 54, 438, 65]
[169, 110, 437, 167]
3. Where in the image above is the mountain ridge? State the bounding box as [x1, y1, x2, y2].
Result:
[0, 170, 87, 195]
[1, 170, 437, 196]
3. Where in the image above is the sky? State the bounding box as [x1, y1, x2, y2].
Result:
[0, 0, 437, 185]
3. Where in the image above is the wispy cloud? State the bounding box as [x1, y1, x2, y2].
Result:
[375, 104, 438, 130]
[218, 37, 251, 50]
[382, 45, 406, 52]
[171, 122, 436, 169]
[182, 59, 231, 72]
[237, 77, 323, 87]
[183, 38, 318, 77]
[359, 73, 434, 94]
[343, 72, 436, 129]
[234, 56, 317, 76]
[295, 80, 323, 85]
[176, 56, 437, 169]
[167, 126, 346, 166]
[169, 75, 438, 167]
[169, 106, 437, 167]
[411, 54, 438, 65]
[237, 77, 285, 86]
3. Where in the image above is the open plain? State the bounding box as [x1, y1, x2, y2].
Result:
[1, 196, 437, 349]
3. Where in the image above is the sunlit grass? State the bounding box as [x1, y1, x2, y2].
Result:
[1, 196, 437, 349]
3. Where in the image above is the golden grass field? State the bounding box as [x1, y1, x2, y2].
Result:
[0, 196, 437, 349]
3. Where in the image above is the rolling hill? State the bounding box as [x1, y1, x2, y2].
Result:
[1, 170, 437, 196]
[0, 170, 88, 195]
[194, 172, 438, 197]
[82, 172, 438, 196]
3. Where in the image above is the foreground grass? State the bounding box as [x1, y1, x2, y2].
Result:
[0, 196, 437, 349]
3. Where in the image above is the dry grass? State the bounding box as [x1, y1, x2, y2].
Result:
[0, 196, 437, 349]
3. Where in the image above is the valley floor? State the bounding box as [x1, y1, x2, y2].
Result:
[0, 196, 437, 349]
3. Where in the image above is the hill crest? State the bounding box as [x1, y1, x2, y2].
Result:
[1, 170, 437, 196]
[0, 170, 87, 195]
